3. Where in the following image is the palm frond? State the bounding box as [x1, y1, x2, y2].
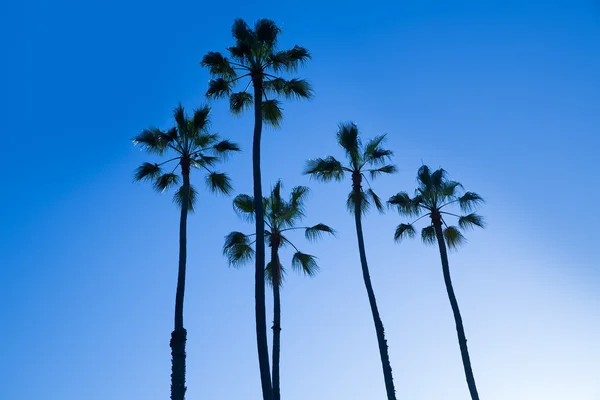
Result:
[173, 103, 186, 132]
[191, 155, 218, 168]
[262, 99, 283, 127]
[213, 139, 241, 156]
[458, 192, 484, 212]
[417, 165, 432, 188]
[388, 192, 421, 216]
[201, 52, 236, 79]
[192, 105, 211, 132]
[173, 184, 198, 212]
[133, 162, 162, 182]
[291, 251, 319, 276]
[223, 231, 255, 267]
[153, 173, 180, 192]
[206, 172, 233, 195]
[362, 134, 393, 166]
[336, 122, 361, 166]
[206, 78, 233, 99]
[421, 225, 436, 245]
[161, 127, 178, 144]
[289, 185, 309, 207]
[430, 168, 447, 190]
[233, 194, 255, 221]
[443, 226, 466, 249]
[366, 188, 384, 213]
[304, 156, 345, 181]
[442, 180, 463, 198]
[367, 164, 397, 180]
[264, 261, 286, 286]
[458, 213, 486, 230]
[230, 92, 253, 115]
[347, 190, 370, 216]
[305, 223, 336, 242]
[255, 19, 280, 48]
[276, 46, 311, 72]
[394, 223, 416, 242]
[231, 18, 253, 44]
[193, 133, 219, 149]
[132, 128, 168, 154]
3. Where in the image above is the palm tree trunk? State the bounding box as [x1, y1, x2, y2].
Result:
[353, 199, 397, 400]
[252, 78, 274, 400]
[171, 165, 190, 400]
[433, 221, 480, 400]
[271, 245, 282, 400]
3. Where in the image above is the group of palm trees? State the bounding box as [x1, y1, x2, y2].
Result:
[133, 18, 486, 400]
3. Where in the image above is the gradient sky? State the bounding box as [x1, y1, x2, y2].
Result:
[1, 1, 599, 399]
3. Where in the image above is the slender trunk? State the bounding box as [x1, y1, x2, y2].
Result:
[352, 184, 397, 400]
[271, 244, 282, 400]
[171, 163, 190, 400]
[252, 78, 274, 400]
[433, 219, 480, 400]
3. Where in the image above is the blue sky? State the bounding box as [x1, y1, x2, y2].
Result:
[1, 0, 599, 399]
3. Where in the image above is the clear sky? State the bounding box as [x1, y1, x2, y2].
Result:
[1, 1, 599, 399]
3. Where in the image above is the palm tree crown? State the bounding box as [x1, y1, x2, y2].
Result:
[133, 103, 240, 202]
[201, 18, 313, 126]
[303, 122, 397, 213]
[388, 165, 485, 246]
[223, 180, 335, 281]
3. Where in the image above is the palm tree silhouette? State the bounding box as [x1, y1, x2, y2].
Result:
[388, 165, 485, 400]
[223, 180, 334, 400]
[202, 20, 312, 399]
[304, 122, 398, 400]
[132, 104, 239, 400]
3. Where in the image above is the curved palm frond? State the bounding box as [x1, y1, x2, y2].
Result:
[336, 122, 361, 166]
[206, 172, 233, 195]
[201, 52, 236, 79]
[304, 156, 345, 181]
[173, 184, 198, 212]
[233, 194, 255, 221]
[262, 99, 283, 127]
[173, 104, 186, 133]
[347, 190, 370, 215]
[366, 188, 385, 213]
[255, 19, 280, 48]
[421, 225, 437, 245]
[230, 92, 253, 115]
[289, 185, 309, 208]
[458, 213, 485, 230]
[443, 226, 466, 249]
[134, 162, 162, 182]
[305, 223, 336, 242]
[367, 165, 397, 180]
[213, 140, 241, 157]
[388, 192, 421, 216]
[458, 192, 484, 212]
[291, 251, 319, 276]
[394, 223, 416, 242]
[223, 231, 255, 267]
[442, 180, 463, 198]
[153, 173, 180, 192]
[417, 165, 432, 188]
[273, 46, 311, 72]
[132, 128, 168, 154]
[206, 78, 233, 99]
[192, 105, 211, 132]
[430, 168, 447, 190]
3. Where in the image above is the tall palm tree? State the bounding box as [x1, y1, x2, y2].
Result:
[201, 18, 312, 399]
[223, 181, 335, 400]
[388, 165, 485, 400]
[132, 103, 239, 400]
[304, 123, 398, 400]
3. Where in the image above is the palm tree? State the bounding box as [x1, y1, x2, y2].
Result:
[388, 165, 485, 400]
[201, 19, 312, 399]
[132, 103, 239, 400]
[223, 180, 334, 400]
[304, 122, 398, 400]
